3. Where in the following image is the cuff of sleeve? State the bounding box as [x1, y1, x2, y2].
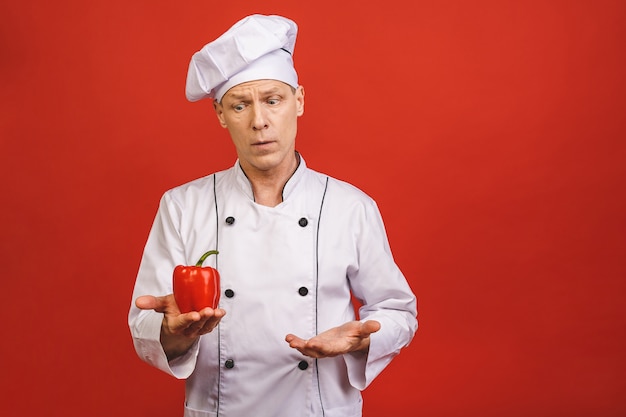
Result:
[132, 312, 199, 379]
[169, 339, 200, 378]
[344, 349, 368, 390]
[344, 317, 403, 390]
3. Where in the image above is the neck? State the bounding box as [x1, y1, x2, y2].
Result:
[242, 152, 299, 207]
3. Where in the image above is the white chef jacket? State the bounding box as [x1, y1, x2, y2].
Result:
[129, 156, 417, 417]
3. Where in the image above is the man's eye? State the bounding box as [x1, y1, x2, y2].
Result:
[233, 104, 245, 111]
[267, 99, 280, 105]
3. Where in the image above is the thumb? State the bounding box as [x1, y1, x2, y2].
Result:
[361, 320, 381, 336]
[135, 295, 167, 312]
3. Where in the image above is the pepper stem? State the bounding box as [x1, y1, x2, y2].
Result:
[195, 250, 219, 267]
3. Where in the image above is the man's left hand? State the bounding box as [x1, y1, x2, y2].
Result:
[285, 320, 381, 358]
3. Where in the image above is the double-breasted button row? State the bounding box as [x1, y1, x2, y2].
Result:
[224, 288, 308, 298]
[224, 216, 308, 227]
[224, 359, 308, 371]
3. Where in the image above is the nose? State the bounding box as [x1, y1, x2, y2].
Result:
[251, 104, 268, 130]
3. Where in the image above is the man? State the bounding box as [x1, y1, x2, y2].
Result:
[129, 14, 417, 417]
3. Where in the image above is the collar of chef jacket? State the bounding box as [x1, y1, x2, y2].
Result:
[233, 152, 306, 202]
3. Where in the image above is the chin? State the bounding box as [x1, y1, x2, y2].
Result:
[248, 152, 292, 173]
[246, 154, 277, 168]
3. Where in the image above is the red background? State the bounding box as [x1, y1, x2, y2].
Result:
[2, 1, 625, 416]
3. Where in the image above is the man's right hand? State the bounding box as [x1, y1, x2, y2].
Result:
[135, 294, 226, 360]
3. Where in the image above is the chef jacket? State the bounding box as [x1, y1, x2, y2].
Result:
[129, 155, 417, 417]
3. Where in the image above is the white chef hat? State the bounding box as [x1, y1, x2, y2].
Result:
[185, 14, 299, 103]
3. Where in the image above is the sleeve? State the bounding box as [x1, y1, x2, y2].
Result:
[127, 192, 200, 379]
[343, 199, 418, 390]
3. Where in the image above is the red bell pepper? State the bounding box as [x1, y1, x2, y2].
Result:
[173, 250, 220, 313]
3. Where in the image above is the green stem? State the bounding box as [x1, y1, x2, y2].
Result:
[195, 250, 219, 267]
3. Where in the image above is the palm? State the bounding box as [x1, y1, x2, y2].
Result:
[285, 320, 381, 358]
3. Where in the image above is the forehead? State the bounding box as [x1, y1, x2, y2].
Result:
[223, 79, 292, 100]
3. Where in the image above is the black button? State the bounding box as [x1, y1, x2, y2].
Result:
[298, 218, 308, 227]
[298, 360, 309, 370]
[225, 289, 235, 298]
[225, 216, 235, 225]
[225, 359, 235, 369]
[298, 287, 308, 296]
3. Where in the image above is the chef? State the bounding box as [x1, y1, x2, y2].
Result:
[129, 14, 417, 417]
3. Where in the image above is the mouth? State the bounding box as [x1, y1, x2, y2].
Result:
[251, 140, 277, 153]
[252, 139, 275, 147]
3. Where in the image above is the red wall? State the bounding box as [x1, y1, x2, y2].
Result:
[2, 1, 625, 416]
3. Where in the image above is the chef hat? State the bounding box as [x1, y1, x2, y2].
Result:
[185, 14, 299, 103]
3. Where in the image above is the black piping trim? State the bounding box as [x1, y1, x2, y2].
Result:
[314, 176, 329, 415]
[213, 173, 221, 417]
[280, 151, 301, 201]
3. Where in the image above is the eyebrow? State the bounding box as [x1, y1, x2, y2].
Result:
[226, 87, 284, 101]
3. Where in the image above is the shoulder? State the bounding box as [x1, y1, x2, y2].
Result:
[162, 166, 232, 206]
[306, 167, 372, 199]
[305, 167, 378, 211]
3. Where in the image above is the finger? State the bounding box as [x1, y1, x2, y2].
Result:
[192, 309, 224, 331]
[198, 312, 225, 331]
[285, 336, 325, 358]
[285, 334, 307, 348]
[213, 308, 227, 319]
[163, 309, 203, 334]
[183, 309, 226, 336]
[197, 317, 221, 334]
[198, 307, 227, 320]
[178, 314, 205, 335]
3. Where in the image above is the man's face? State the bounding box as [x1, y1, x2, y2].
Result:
[214, 79, 305, 176]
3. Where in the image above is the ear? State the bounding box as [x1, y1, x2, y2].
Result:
[214, 100, 228, 128]
[295, 86, 305, 117]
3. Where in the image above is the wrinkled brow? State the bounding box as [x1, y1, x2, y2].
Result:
[226, 87, 285, 102]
